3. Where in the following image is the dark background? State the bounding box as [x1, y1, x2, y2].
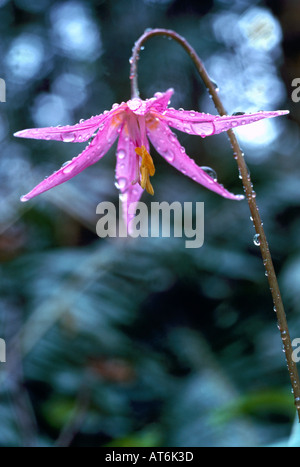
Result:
[0, 0, 300, 447]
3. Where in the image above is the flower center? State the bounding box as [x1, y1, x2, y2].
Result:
[135, 145, 155, 195]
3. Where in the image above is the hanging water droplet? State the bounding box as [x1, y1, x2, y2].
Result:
[208, 79, 219, 92]
[253, 233, 260, 246]
[201, 166, 217, 181]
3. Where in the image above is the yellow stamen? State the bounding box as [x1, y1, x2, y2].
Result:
[135, 145, 155, 195]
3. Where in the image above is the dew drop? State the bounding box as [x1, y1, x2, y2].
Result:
[61, 133, 76, 143]
[209, 79, 219, 92]
[253, 233, 260, 246]
[63, 164, 74, 174]
[201, 166, 217, 181]
[115, 177, 127, 190]
[117, 149, 126, 160]
[61, 160, 72, 168]
[281, 330, 287, 341]
[232, 112, 246, 116]
[165, 150, 175, 163]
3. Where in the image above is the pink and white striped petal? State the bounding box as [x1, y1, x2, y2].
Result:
[162, 109, 289, 137]
[147, 118, 244, 201]
[21, 113, 122, 202]
[116, 124, 144, 232]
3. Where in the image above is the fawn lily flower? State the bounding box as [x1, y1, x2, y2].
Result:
[14, 89, 288, 229]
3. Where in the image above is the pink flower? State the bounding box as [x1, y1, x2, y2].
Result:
[14, 89, 288, 229]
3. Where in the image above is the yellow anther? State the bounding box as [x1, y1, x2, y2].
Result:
[135, 145, 155, 195]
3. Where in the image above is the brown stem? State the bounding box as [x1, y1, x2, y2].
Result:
[130, 28, 300, 421]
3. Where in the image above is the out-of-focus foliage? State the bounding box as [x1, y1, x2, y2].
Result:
[0, 0, 300, 447]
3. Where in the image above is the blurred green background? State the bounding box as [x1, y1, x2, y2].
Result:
[1, 0, 300, 447]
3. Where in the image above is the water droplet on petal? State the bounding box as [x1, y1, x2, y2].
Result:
[165, 150, 175, 163]
[62, 160, 72, 168]
[63, 164, 74, 174]
[61, 133, 76, 143]
[201, 166, 217, 182]
[115, 177, 127, 190]
[117, 149, 126, 160]
[232, 112, 246, 116]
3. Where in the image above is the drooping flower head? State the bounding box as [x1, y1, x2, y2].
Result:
[14, 89, 288, 230]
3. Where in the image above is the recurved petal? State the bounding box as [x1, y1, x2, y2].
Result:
[149, 89, 174, 113]
[126, 89, 174, 116]
[163, 108, 289, 137]
[14, 104, 126, 143]
[20, 113, 121, 202]
[147, 119, 244, 201]
[116, 124, 144, 233]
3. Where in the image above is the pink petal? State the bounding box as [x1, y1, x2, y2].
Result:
[162, 109, 289, 137]
[14, 104, 126, 143]
[147, 119, 244, 201]
[126, 89, 174, 116]
[149, 89, 174, 113]
[213, 111, 289, 134]
[116, 124, 144, 232]
[21, 113, 122, 202]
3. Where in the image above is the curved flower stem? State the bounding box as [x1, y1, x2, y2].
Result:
[130, 28, 300, 421]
